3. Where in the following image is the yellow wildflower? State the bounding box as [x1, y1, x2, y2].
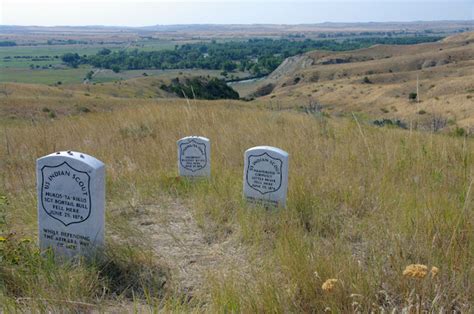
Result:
[322, 278, 338, 292]
[403, 264, 428, 279]
[0, 236, 7, 242]
[430, 266, 439, 278]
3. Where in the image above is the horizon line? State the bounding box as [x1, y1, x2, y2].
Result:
[1, 19, 473, 29]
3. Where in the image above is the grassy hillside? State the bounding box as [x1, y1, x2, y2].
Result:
[0, 94, 472, 311]
[250, 31, 474, 130]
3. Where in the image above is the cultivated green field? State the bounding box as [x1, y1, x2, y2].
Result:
[0, 45, 116, 68]
[0, 67, 92, 85]
[0, 39, 212, 84]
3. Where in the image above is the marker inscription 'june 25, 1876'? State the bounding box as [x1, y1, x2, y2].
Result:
[180, 140, 207, 172]
[41, 162, 91, 226]
[246, 152, 282, 194]
[37, 151, 105, 258]
[177, 136, 211, 177]
[243, 146, 289, 208]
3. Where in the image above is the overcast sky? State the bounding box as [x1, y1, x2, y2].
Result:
[1, 0, 473, 26]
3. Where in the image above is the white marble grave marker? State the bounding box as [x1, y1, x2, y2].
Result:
[36, 151, 105, 258]
[177, 136, 211, 177]
[243, 146, 289, 208]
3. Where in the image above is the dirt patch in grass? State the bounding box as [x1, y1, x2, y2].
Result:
[129, 198, 250, 300]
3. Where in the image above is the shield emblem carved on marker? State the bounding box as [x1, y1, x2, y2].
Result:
[41, 162, 92, 226]
[179, 139, 208, 172]
[246, 152, 283, 194]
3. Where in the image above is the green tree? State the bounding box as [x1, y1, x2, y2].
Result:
[61, 53, 81, 68]
[223, 61, 237, 72]
[85, 71, 94, 81]
[98, 48, 112, 56]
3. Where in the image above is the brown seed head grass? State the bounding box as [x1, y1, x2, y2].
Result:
[322, 279, 339, 292]
[403, 264, 428, 279]
[1, 91, 473, 312]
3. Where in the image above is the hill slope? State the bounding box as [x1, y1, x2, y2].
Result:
[253, 31, 474, 130]
[1, 99, 472, 311]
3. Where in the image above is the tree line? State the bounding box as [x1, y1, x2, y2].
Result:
[61, 36, 443, 75]
[160, 76, 240, 100]
[0, 41, 17, 47]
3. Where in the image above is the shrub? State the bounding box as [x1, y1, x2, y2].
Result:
[77, 106, 91, 113]
[85, 71, 94, 81]
[252, 83, 275, 97]
[372, 118, 408, 129]
[409, 92, 417, 101]
[452, 127, 467, 137]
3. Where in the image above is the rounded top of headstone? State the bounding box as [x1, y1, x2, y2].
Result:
[37, 151, 105, 169]
[177, 136, 210, 143]
[245, 146, 288, 157]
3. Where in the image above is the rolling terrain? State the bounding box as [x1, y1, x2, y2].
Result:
[2, 21, 473, 43]
[249, 31, 474, 130]
[0, 23, 473, 312]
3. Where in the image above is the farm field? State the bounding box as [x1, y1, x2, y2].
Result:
[1, 67, 92, 85]
[0, 66, 246, 85]
[0, 36, 239, 84]
[0, 45, 111, 68]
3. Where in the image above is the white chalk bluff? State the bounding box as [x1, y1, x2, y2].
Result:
[36, 151, 105, 258]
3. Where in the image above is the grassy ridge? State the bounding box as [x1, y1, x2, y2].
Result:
[0, 100, 473, 311]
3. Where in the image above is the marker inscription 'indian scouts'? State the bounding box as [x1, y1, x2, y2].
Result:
[177, 136, 211, 177]
[37, 151, 105, 258]
[243, 146, 289, 208]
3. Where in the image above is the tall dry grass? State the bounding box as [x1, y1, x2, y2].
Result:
[0, 99, 472, 311]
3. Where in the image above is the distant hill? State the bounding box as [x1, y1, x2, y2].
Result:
[251, 31, 474, 129]
[2, 20, 473, 42]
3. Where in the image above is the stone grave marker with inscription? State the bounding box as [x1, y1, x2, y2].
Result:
[243, 146, 289, 208]
[177, 136, 211, 177]
[36, 151, 105, 258]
